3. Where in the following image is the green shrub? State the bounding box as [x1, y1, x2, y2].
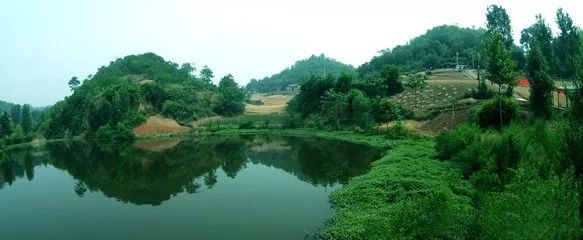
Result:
[238, 121, 255, 129]
[121, 110, 146, 127]
[95, 123, 135, 141]
[162, 100, 194, 123]
[282, 114, 302, 129]
[474, 97, 519, 129]
[473, 82, 494, 99]
[453, 133, 497, 177]
[435, 123, 480, 159]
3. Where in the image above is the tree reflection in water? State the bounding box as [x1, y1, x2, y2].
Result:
[0, 136, 382, 205]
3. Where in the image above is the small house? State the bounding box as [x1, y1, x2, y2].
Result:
[286, 84, 300, 92]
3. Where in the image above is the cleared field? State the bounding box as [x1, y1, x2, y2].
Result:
[245, 94, 294, 114]
[133, 115, 189, 136]
[392, 71, 478, 118]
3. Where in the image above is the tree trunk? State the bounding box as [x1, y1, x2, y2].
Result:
[499, 84, 503, 130]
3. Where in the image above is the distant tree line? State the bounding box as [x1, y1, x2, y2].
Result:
[286, 65, 412, 131]
[0, 103, 41, 148]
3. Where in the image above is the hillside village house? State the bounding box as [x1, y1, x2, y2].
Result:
[286, 84, 300, 92]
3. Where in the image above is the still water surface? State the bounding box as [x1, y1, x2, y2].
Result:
[0, 136, 381, 240]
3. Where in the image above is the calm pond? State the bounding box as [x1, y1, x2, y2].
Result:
[0, 136, 381, 240]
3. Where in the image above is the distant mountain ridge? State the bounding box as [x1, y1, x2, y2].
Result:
[246, 54, 355, 93]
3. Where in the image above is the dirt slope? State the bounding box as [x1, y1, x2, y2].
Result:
[133, 115, 189, 136]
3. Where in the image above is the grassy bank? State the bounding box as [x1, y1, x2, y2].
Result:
[321, 138, 475, 239]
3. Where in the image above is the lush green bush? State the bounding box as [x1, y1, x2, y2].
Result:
[474, 96, 519, 129]
[435, 123, 480, 160]
[95, 123, 135, 141]
[162, 100, 193, 123]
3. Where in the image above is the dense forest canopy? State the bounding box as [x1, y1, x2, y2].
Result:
[0, 100, 13, 113]
[358, 25, 485, 76]
[245, 54, 355, 93]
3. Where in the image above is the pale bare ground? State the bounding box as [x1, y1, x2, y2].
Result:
[515, 86, 570, 108]
[133, 115, 189, 136]
[245, 94, 294, 115]
[392, 71, 478, 117]
[133, 139, 181, 152]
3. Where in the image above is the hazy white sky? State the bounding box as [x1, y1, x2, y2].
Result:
[0, 0, 581, 106]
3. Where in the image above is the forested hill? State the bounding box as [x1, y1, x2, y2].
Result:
[246, 54, 355, 93]
[358, 25, 487, 76]
[42, 53, 246, 140]
[0, 100, 13, 113]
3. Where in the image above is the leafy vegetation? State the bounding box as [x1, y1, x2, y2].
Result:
[358, 25, 486, 75]
[322, 139, 475, 239]
[40, 53, 246, 140]
[246, 54, 355, 93]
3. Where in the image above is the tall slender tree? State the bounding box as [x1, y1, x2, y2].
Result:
[527, 43, 554, 118]
[0, 111, 12, 137]
[21, 104, 33, 134]
[10, 104, 21, 125]
[199, 65, 214, 84]
[485, 31, 517, 129]
[486, 5, 518, 96]
[521, 15, 555, 73]
[486, 5, 514, 49]
[554, 8, 581, 79]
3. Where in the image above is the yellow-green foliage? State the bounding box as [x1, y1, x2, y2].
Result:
[322, 140, 475, 240]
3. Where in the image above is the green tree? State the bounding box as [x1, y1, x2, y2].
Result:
[180, 63, 196, 79]
[199, 65, 214, 84]
[10, 104, 21, 125]
[521, 15, 555, 74]
[527, 43, 554, 118]
[21, 104, 32, 134]
[486, 5, 514, 48]
[214, 74, 245, 116]
[381, 65, 404, 96]
[0, 111, 12, 137]
[485, 32, 517, 129]
[350, 90, 373, 129]
[335, 71, 353, 93]
[68, 76, 80, 91]
[554, 8, 581, 79]
[486, 5, 518, 96]
[485, 32, 517, 96]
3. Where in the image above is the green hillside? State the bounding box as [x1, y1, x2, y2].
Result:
[246, 54, 355, 93]
[41, 53, 245, 140]
[358, 25, 487, 76]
